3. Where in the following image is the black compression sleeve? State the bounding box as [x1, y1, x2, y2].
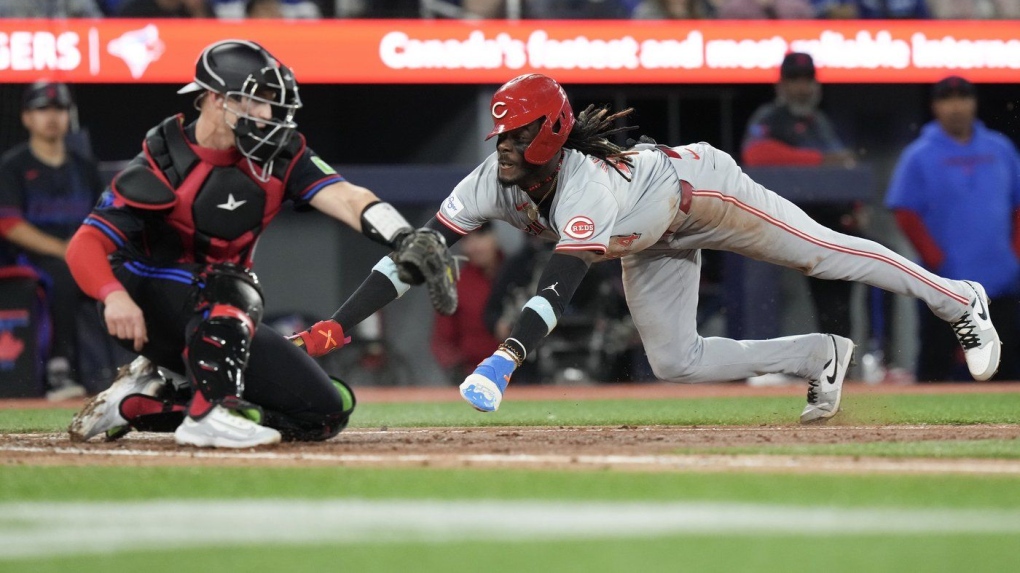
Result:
[507, 252, 590, 354]
[331, 270, 399, 329]
[423, 216, 463, 248]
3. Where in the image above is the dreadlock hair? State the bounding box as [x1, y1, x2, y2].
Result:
[563, 104, 638, 181]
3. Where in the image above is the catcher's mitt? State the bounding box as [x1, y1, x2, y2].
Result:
[394, 228, 459, 315]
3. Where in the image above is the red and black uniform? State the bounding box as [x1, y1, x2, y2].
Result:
[66, 115, 351, 440]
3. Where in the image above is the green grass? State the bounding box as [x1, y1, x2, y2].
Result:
[3, 465, 1020, 508]
[5, 391, 1020, 433]
[9, 535, 1019, 573]
[3, 391, 1019, 572]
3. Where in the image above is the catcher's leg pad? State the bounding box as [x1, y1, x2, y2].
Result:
[186, 264, 265, 406]
[186, 312, 254, 405]
[199, 263, 265, 325]
[119, 394, 187, 433]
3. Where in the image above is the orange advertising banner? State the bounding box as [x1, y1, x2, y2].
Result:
[1, 18, 1019, 84]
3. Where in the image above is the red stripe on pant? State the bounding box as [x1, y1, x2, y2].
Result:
[692, 190, 968, 306]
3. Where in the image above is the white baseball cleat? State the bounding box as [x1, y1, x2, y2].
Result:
[459, 374, 504, 413]
[800, 335, 855, 424]
[68, 356, 167, 442]
[952, 281, 1001, 381]
[174, 405, 281, 448]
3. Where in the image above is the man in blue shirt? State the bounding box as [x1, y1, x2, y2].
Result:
[886, 76, 1020, 381]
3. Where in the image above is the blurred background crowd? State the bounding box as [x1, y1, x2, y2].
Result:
[1, 0, 1020, 20]
[1, 5, 1018, 398]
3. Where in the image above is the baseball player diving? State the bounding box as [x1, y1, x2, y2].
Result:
[294, 73, 1001, 424]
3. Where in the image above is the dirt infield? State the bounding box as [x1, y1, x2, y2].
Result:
[3, 382, 1020, 474]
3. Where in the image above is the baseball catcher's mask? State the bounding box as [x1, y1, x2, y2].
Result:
[226, 67, 301, 181]
[179, 39, 302, 181]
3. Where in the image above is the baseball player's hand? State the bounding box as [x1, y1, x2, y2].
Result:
[288, 319, 351, 357]
[103, 290, 148, 352]
[393, 228, 459, 316]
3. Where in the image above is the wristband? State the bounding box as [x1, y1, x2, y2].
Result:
[360, 201, 413, 248]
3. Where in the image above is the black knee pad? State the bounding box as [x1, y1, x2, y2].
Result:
[199, 263, 264, 325]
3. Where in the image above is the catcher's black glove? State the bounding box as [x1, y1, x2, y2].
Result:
[394, 228, 459, 316]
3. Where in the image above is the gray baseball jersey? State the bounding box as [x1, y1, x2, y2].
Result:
[436, 147, 681, 260]
[437, 143, 976, 384]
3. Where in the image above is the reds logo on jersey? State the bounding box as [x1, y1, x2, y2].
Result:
[564, 216, 595, 240]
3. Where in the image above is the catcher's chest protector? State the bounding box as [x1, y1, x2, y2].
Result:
[143, 115, 296, 266]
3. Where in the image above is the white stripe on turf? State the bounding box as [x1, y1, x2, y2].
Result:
[1, 500, 1019, 558]
[4, 444, 1020, 474]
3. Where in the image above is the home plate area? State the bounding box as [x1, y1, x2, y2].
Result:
[3, 424, 1020, 475]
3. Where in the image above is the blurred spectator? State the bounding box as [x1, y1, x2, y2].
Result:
[454, 0, 635, 18]
[117, 0, 212, 17]
[0, 82, 105, 399]
[213, 0, 322, 18]
[717, 0, 814, 18]
[813, 0, 930, 18]
[928, 0, 1020, 18]
[361, 0, 418, 17]
[886, 76, 1020, 382]
[528, 0, 634, 17]
[0, 0, 103, 16]
[246, 0, 284, 16]
[431, 223, 503, 385]
[742, 52, 859, 342]
[458, 0, 504, 17]
[632, 0, 716, 18]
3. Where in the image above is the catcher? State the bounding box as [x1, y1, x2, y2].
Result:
[65, 39, 457, 448]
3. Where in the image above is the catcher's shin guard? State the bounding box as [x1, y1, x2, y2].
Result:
[185, 307, 255, 414]
[186, 264, 265, 417]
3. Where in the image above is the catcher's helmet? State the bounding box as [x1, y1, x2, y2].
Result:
[486, 74, 574, 165]
[179, 40, 301, 180]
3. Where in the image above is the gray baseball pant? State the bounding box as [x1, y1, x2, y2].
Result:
[623, 143, 972, 383]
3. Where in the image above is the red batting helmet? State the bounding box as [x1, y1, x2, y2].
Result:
[486, 74, 574, 165]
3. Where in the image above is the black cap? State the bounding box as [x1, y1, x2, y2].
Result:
[932, 75, 975, 100]
[780, 52, 816, 81]
[22, 81, 72, 110]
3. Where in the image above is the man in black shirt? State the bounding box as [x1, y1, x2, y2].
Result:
[0, 81, 103, 399]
